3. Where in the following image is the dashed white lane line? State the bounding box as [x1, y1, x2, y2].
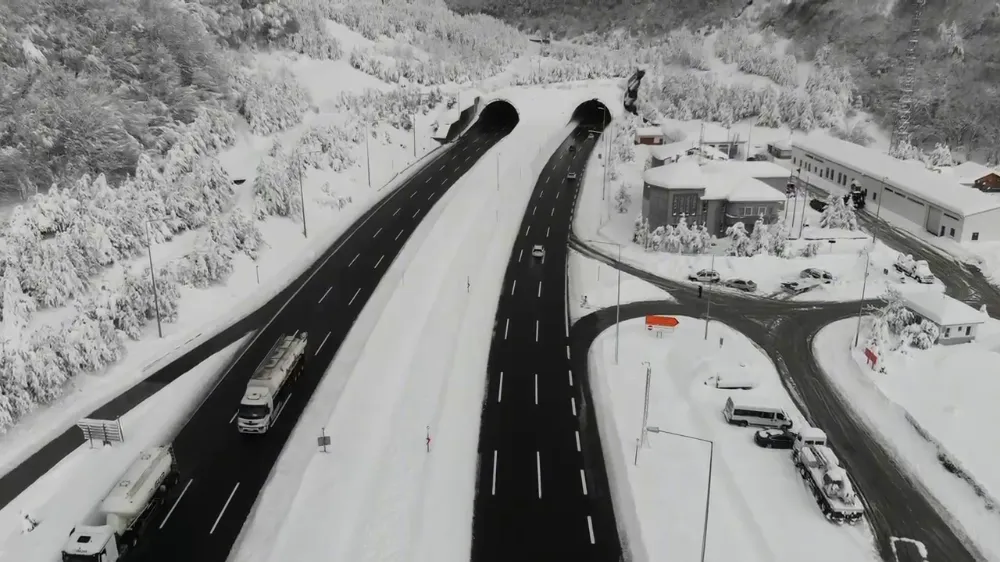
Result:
[571, 397, 577, 416]
[492, 450, 498, 495]
[395, 230, 404, 241]
[159, 479, 193, 529]
[580, 469, 588, 495]
[587, 516, 595, 544]
[536, 452, 543, 499]
[568, 369, 573, 386]
[532, 205, 537, 215]
[575, 431, 582, 452]
[318, 286, 332, 304]
[518, 249, 523, 262]
[539, 190, 544, 197]
[497, 371, 503, 403]
[551, 208, 555, 217]
[546, 176, 550, 184]
[511, 280, 517, 296]
[546, 227, 550, 238]
[349, 253, 360, 267]
[534, 374, 539, 405]
[504, 318, 510, 340]
[410, 191, 418, 199]
[316, 331, 332, 355]
[373, 227, 382, 238]
[229, 411, 238, 424]
[428, 192, 435, 200]
[412, 209, 420, 219]
[535, 320, 539, 342]
[566, 345, 571, 359]
[394, 207, 401, 216]
[525, 225, 531, 236]
[556, 191, 560, 199]
[349, 287, 361, 305]
[210, 482, 240, 535]
[374, 255, 384, 269]
[537, 281, 542, 298]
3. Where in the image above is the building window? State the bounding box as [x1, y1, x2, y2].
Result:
[757, 206, 766, 216]
[949, 227, 955, 237]
[945, 327, 951, 337]
[872, 192, 877, 201]
[973, 232, 980, 241]
[743, 206, 753, 216]
[967, 326, 972, 336]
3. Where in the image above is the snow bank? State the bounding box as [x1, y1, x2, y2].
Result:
[229, 83, 622, 562]
[0, 334, 252, 562]
[567, 250, 676, 321]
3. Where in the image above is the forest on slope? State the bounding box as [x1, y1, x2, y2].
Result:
[444, 0, 1000, 159]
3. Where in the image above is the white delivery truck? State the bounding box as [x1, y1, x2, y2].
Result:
[791, 428, 865, 524]
[894, 254, 935, 284]
[62, 446, 179, 562]
[237, 332, 308, 434]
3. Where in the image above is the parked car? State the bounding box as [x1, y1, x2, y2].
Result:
[532, 245, 545, 259]
[801, 268, 835, 283]
[566, 172, 577, 181]
[754, 429, 797, 449]
[569, 144, 576, 152]
[781, 279, 822, 295]
[688, 269, 720, 283]
[723, 278, 757, 292]
[747, 153, 770, 162]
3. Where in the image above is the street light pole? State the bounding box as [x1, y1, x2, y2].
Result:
[145, 217, 169, 338]
[586, 239, 622, 364]
[645, 427, 714, 562]
[640, 361, 651, 446]
[853, 250, 872, 348]
[704, 251, 715, 340]
[366, 125, 372, 188]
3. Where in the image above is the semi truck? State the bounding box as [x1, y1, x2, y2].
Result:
[894, 254, 935, 284]
[791, 428, 865, 524]
[237, 331, 308, 434]
[61, 446, 179, 562]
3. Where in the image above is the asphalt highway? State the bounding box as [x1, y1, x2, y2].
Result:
[90, 105, 519, 562]
[471, 119, 621, 562]
[571, 241, 984, 562]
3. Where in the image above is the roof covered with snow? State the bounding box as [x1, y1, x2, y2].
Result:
[650, 140, 696, 161]
[644, 160, 704, 190]
[705, 174, 785, 202]
[636, 126, 663, 137]
[793, 134, 1000, 217]
[951, 161, 997, 183]
[644, 159, 785, 202]
[901, 291, 986, 326]
[700, 161, 791, 179]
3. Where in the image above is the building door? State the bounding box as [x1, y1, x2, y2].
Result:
[940, 225, 945, 236]
[925, 206, 943, 235]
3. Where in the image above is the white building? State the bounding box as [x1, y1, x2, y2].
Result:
[901, 291, 985, 345]
[790, 134, 1000, 242]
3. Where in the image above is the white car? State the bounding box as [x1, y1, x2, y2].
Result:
[687, 269, 720, 283]
[566, 172, 577, 181]
[531, 245, 545, 259]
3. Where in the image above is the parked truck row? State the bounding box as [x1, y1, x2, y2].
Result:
[62, 332, 308, 562]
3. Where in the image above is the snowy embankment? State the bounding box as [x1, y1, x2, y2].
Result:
[0, 335, 251, 562]
[587, 317, 879, 562]
[230, 83, 621, 562]
[814, 318, 1000, 560]
[567, 250, 676, 322]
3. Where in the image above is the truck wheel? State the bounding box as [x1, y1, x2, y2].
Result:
[738, 420, 749, 428]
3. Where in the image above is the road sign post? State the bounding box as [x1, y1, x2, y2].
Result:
[318, 427, 331, 453]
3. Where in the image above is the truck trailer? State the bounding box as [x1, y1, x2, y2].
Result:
[791, 428, 865, 524]
[62, 446, 179, 562]
[237, 332, 308, 434]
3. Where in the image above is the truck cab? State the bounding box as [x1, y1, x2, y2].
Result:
[793, 426, 827, 450]
[62, 525, 119, 562]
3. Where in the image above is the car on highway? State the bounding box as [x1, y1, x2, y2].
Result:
[687, 269, 720, 283]
[754, 429, 797, 449]
[531, 245, 545, 259]
[569, 144, 576, 152]
[781, 279, 823, 295]
[723, 278, 757, 292]
[801, 267, 835, 283]
[566, 172, 577, 181]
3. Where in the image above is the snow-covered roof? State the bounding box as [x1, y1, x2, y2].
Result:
[793, 134, 1000, 217]
[700, 161, 790, 180]
[636, 126, 663, 137]
[707, 174, 785, 202]
[644, 159, 784, 202]
[799, 427, 827, 442]
[901, 291, 986, 326]
[696, 122, 745, 143]
[952, 161, 997, 183]
[644, 160, 704, 190]
[769, 140, 791, 150]
[650, 140, 696, 161]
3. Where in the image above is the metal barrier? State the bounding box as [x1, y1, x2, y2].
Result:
[77, 417, 125, 447]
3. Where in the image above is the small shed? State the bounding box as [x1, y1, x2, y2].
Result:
[901, 291, 986, 345]
[635, 126, 665, 146]
[767, 141, 792, 160]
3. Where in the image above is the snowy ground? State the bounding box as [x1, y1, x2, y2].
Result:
[0, 335, 251, 562]
[574, 140, 942, 301]
[567, 250, 675, 321]
[589, 317, 880, 562]
[0, 23, 448, 477]
[229, 83, 624, 562]
[814, 317, 1000, 560]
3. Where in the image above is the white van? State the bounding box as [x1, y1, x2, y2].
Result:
[723, 397, 793, 429]
[707, 374, 757, 390]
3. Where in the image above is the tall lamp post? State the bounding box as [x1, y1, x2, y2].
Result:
[645, 427, 714, 562]
[586, 239, 622, 364]
[640, 361, 652, 446]
[145, 217, 170, 338]
[297, 149, 325, 239]
[703, 250, 716, 340]
[853, 250, 872, 348]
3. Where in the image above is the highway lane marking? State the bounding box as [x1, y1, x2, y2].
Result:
[492, 450, 498, 495]
[587, 516, 595, 544]
[555, 191, 560, 199]
[396, 230, 404, 241]
[546, 227, 550, 238]
[292, 330, 299, 338]
[536, 452, 542, 499]
[535, 320, 539, 342]
[525, 225, 531, 236]
[374, 255, 385, 269]
[566, 345, 571, 359]
[428, 192, 435, 200]
[575, 431, 581, 452]
[571, 397, 577, 416]
[550, 208, 554, 217]
[465, 155, 471, 162]
[498, 372, 503, 403]
[539, 190, 544, 197]
[534, 374, 539, 405]
[580, 469, 588, 495]
[373, 227, 382, 238]
[511, 280, 517, 295]
[393, 207, 400, 216]
[546, 176, 550, 184]
[413, 209, 420, 218]
[532, 205, 537, 215]
[229, 411, 238, 424]
[210, 482, 240, 535]
[411, 191, 418, 198]
[438, 163, 446, 172]
[537, 281, 542, 298]
[504, 318, 510, 340]
[271, 393, 292, 425]
[349, 287, 362, 305]
[518, 249, 523, 262]
[318, 286, 332, 304]
[568, 370, 573, 386]
[316, 331, 332, 355]
[349, 253, 360, 267]
[159, 478, 193, 529]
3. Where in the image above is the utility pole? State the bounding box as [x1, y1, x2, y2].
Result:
[496, 153, 500, 191]
[145, 218, 169, 338]
[704, 252, 715, 340]
[853, 251, 872, 348]
[366, 125, 372, 188]
[413, 116, 417, 159]
[640, 361, 652, 446]
[297, 157, 308, 238]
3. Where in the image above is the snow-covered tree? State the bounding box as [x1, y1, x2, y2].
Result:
[633, 215, 651, 246]
[650, 226, 665, 252]
[614, 185, 632, 213]
[725, 222, 754, 256]
[766, 220, 790, 257]
[178, 239, 236, 288]
[926, 143, 954, 167]
[888, 139, 924, 161]
[748, 218, 771, 256]
[902, 320, 939, 349]
[253, 155, 301, 219]
[231, 66, 311, 136]
[819, 194, 858, 230]
[210, 210, 263, 259]
[798, 241, 820, 257]
[2, 268, 36, 347]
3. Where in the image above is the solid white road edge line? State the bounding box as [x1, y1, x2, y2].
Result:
[210, 482, 240, 535]
[498, 371, 503, 403]
[571, 397, 577, 416]
[580, 469, 588, 495]
[374, 255, 385, 269]
[536, 451, 542, 499]
[318, 286, 332, 304]
[271, 393, 292, 424]
[349, 288, 362, 306]
[315, 331, 332, 355]
[492, 450, 498, 495]
[534, 374, 538, 405]
[504, 318, 510, 340]
[587, 516, 595, 544]
[575, 431, 581, 452]
[159, 479, 193, 529]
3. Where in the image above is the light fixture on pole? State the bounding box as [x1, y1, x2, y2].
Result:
[644, 427, 714, 562]
[145, 216, 170, 338]
[586, 239, 622, 364]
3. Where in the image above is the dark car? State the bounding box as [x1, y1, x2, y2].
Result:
[754, 429, 797, 449]
[569, 144, 576, 152]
